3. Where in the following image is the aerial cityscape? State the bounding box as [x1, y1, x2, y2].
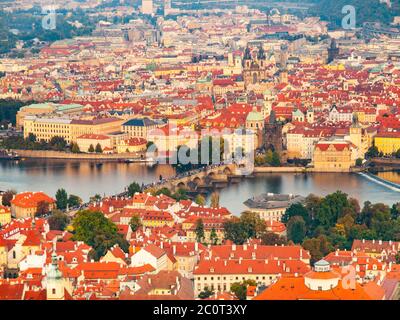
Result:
[0, 0, 400, 303]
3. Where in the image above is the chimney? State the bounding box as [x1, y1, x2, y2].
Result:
[195, 242, 198, 251]
[379, 240, 382, 245]
[372, 239, 375, 244]
[254, 243, 257, 250]
[173, 245, 176, 255]
[243, 244, 247, 251]
[232, 244, 236, 251]
[362, 239, 365, 243]
[148, 278, 152, 285]
[160, 242, 164, 249]
[239, 257, 242, 265]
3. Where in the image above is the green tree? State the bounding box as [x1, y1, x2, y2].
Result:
[223, 218, 249, 245]
[90, 194, 102, 203]
[172, 189, 189, 201]
[88, 144, 95, 153]
[302, 235, 333, 265]
[127, 182, 141, 197]
[49, 136, 67, 151]
[72, 210, 129, 261]
[195, 194, 206, 206]
[36, 201, 50, 217]
[198, 287, 214, 299]
[270, 151, 281, 167]
[210, 191, 220, 208]
[55, 188, 68, 210]
[71, 142, 80, 153]
[210, 228, 218, 245]
[315, 191, 351, 229]
[95, 143, 103, 153]
[68, 194, 82, 208]
[282, 203, 310, 225]
[129, 215, 142, 232]
[195, 218, 205, 243]
[287, 216, 307, 244]
[154, 187, 172, 197]
[1, 189, 16, 206]
[231, 280, 256, 300]
[240, 211, 266, 239]
[365, 145, 379, 158]
[48, 209, 70, 231]
[355, 158, 363, 166]
[261, 232, 287, 245]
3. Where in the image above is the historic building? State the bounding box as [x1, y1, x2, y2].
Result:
[327, 38, 340, 64]
[242, 45, 268, 87]
[264, 110, 283, 153]
[313, 140, 356, 172]
[246, 107, 265, 149]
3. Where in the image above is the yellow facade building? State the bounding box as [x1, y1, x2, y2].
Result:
[374, 132, 400, 155]
[23, 116, 124, 144]
[0, 206, 11, 226]
[313, 141, 356, 172]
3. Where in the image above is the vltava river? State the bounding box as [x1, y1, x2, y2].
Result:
[0, 159, 399, 214]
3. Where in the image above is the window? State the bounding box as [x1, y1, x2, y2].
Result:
[52, 288, 56, 295]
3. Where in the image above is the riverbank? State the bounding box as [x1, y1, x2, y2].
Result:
[253, 166, 365, 173]
[12, 149, 146, 162]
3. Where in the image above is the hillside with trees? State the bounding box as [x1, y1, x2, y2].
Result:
[308, 0, 399, 29]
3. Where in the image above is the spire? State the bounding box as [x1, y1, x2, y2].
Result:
[257, 44, 266, 60]
[352, 112, 361, 128]
[269, 110, 276, 124]
[47, 252, 62, 280]
[243, 46, 252, 60]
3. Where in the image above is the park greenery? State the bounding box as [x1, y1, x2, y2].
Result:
[1, 189, 16, 206]
[223, 211, 267, 245]
[255, 150, 281, 167]
[173, 136, 226, 173]
[151, 186, 189, 202]
[48, 209, 71, 231]
[308, 0, 399, 29]
[55, 188, 82, 210]
[127, 182, 142, 197]
[129, 215, 142, 232]
[231, 280, 257, 300]
[0, 100, 34, 127]
[0, 133, 69, 152]
[282, 191, 400, 263]
[72, 210, 129, 261]
[220, 191, 400, 264]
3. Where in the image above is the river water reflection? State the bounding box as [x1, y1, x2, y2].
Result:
[1, 159, 399, 215]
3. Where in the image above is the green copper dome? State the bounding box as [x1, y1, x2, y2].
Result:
[246, 109, 264, 122]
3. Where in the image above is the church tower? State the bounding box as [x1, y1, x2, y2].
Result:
[327, 38, 339, 64]
[306, 106, 314, 124]
[349, 113, 362, 150]
[46, 253, 65, 300]
[243, 45, 268, 87]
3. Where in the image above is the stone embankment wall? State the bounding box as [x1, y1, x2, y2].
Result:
[14, 149, 141, 161]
